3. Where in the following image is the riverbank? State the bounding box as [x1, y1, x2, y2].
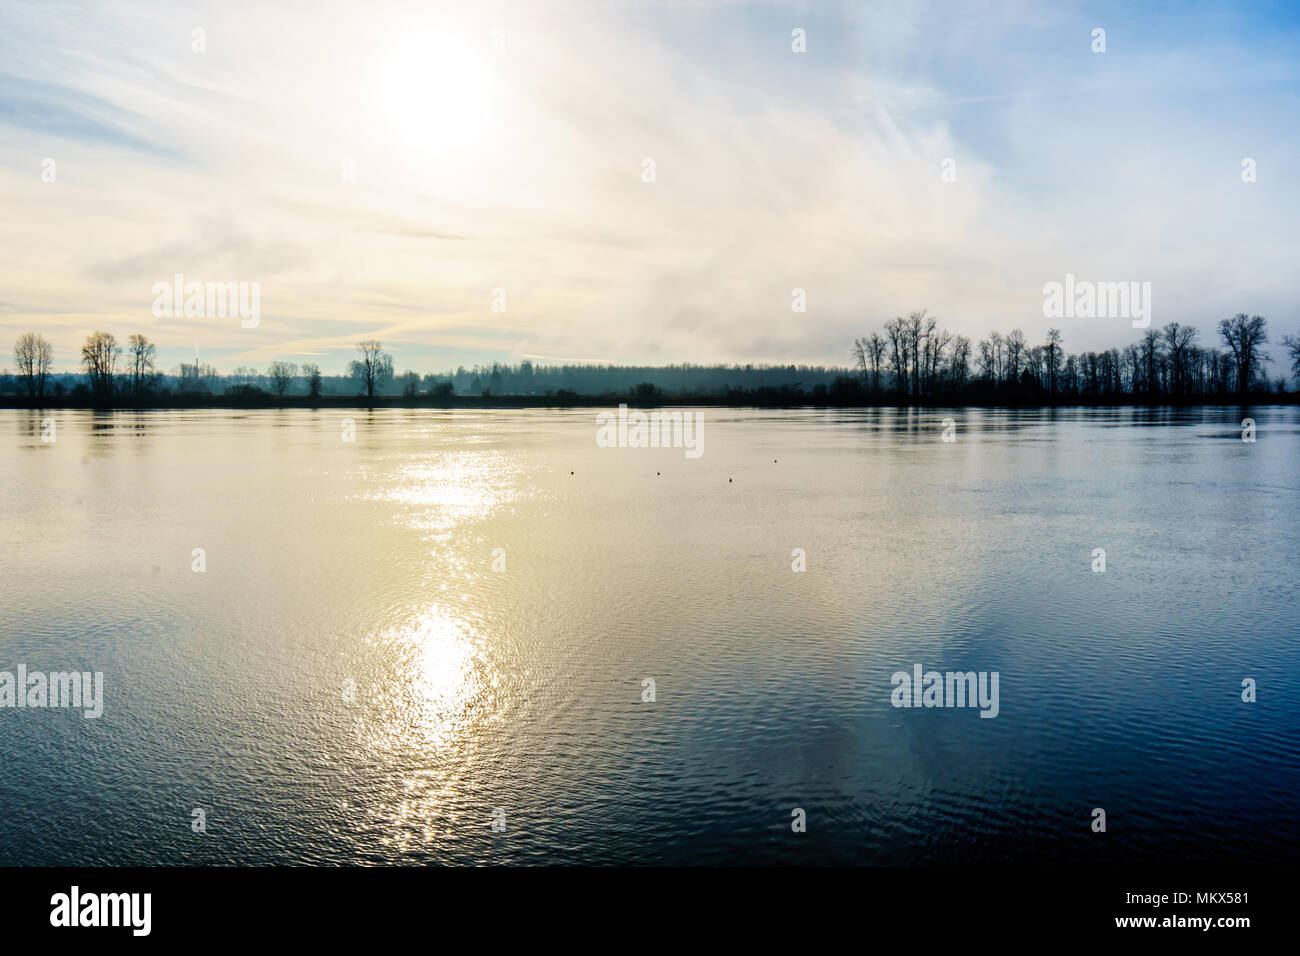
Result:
[2, 393, 1295, 411]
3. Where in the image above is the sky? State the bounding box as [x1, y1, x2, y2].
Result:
[1, 0, 1298, 376]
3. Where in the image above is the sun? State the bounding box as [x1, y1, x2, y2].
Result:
[375, 28, 496, 156]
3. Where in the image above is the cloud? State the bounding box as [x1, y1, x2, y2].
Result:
[0, 0, 1297, 374]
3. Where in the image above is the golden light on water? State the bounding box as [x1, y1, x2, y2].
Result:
[347, 435, 523, 851]
[363, 602, 511, 853]
[359, 444, 518, 756]
[413, 610, 475, 725]
[375, 604, 498, 752]
[364, 452, 521, 535]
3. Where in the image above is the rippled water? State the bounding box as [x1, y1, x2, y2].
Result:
[1, 406, 1297, 865]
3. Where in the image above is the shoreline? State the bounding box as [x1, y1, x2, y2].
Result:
[1, 395, 1294, 411]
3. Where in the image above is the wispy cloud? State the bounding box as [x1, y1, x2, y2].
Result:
[1, 0, 1297, 374]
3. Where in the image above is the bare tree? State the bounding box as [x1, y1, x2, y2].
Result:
[302, 363, 322, 398]
[126, 334, 157, 395]
[1139, 329, 1163, 394]
[1280, 334, 1300, 387]
[178, 361, 220, 393]
[268, 361, 298, 399]
[977, 338, 995, 381]
[906, 311, 926, 396]
[13, 332, 54, 399]
[852, 333, 886, 393]
[1044, 329, 1063, 396]
[928, 325, 953, 394]
[1218, 314, 1268, 396]
[851, 316, 1239, 401]
[949, 335, 971, 391]
[918, 313, 936, 392]
[1161, 323, 1198, 396]
[884, 318, 907, 395]
[230, 366, 257, 389]
[1006, 329, 1026, 384]
[81, 331, 120, 399]
[865, 332, 886, 392]
[349, 340, 393, 401]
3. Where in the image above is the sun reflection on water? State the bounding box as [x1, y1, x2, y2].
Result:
[369, 604, 501, 754]
[360, 602, 513, 856]
[345, 431, 525, 854]
[361, 452, 522, 535]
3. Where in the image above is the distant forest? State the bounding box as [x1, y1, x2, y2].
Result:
[5, 312, 1300, 406]
[849, 311, 1293, 402]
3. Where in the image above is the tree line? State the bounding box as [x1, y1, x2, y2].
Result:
[7, 318, 1300, 404]
[5, 333, 842, 401]
[7, 330, 359, 402]
[852, 311, 1295, 400]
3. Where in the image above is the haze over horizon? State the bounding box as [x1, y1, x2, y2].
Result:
[2, 0, 1298, 376]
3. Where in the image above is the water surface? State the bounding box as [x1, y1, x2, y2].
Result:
[1, 406, 1296, 864]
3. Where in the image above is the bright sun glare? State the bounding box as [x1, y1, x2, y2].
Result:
[376, 29, 496, 155]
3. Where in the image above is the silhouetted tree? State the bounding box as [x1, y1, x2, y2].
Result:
[1005, 329, 1026, 385]
[950, 335, 971, 391]
[81, 331, 119, 400]
[884, 317, 907, 395]
[906, 311, 926, 395]
[13, 332, 53, 399]
[126, 334, 156, 395]
[865, 332, 886, 391]
[268, 361, 297, 399]
[1161, 322, 1197, 396]
[1218, 314, 1268, 396]
[348, 340, 393, 401]
[302, 363, 322, 398]
[1280, 334, 1300, 386]
[1139, 329, 1162, 394]
[1044, 328, 1063, 396]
